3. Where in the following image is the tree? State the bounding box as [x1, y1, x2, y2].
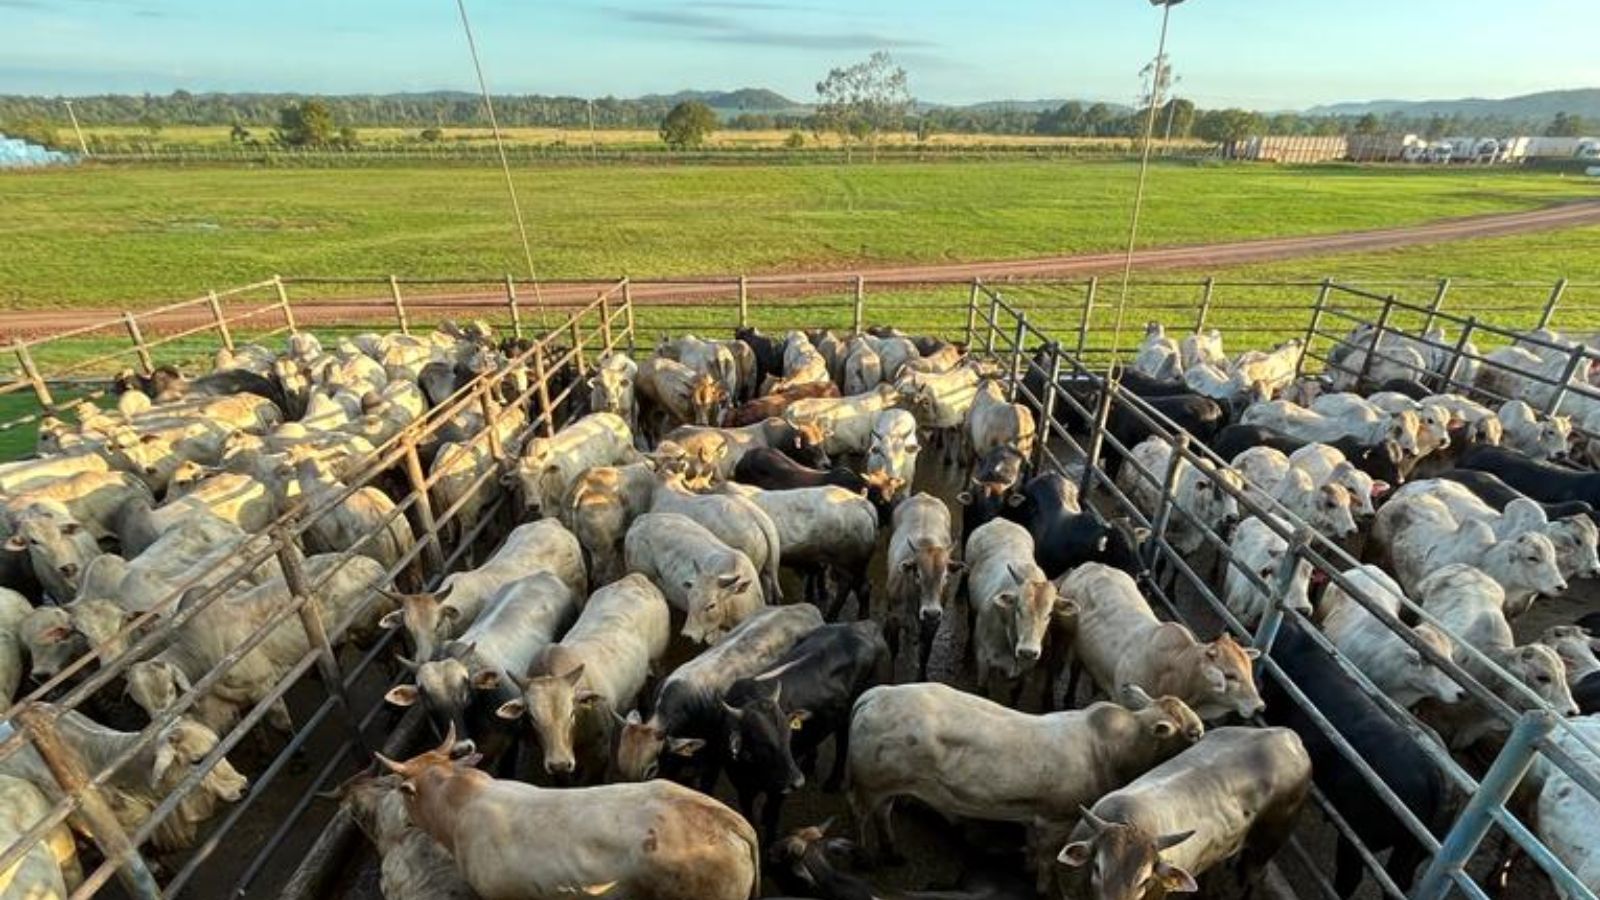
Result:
[659, 100, 717, 148]
[814, 50, 913, 158]
[419, 127, 443, 142]
[1081, 103, 1113, 136]
[1424, 114, 1449, 140]
[1353, 113, 1381, 136]
[1193, 108, 1262, 144]
[1546, 112, 1584, 137]
[275, 99, 337, 147]
[1162, 98, 1197, 139]
[229, 123, 252, 143]
[784, 130, 806, 149]
[139, 113, 163, 137]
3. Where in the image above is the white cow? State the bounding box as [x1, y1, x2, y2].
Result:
[1115, 438, 1242, 555]
[1221, 515, 1312, 628]
[1318, 565, 1463, 709]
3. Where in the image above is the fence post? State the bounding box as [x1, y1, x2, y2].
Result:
[598, 291, 614, 354]
[1296, 279, 1331, 379]
[531, 344, 557, 439]
[1077, 277, 1098, 359]
[1008, 315, 1027, 403]
[1442, 318, 1477, 391]
[274, 275, 298, 334]
[207, 290, 235, 352]
[1080, 378, 1117, 499]
[1252, 528, 1310, 659]
[569, 316, 588, 380]
[273, 528, 370, 755]
[14, 703, 162, 900]
[964, 279, 981, 346]
[1193, 277, 1215, 333]
[1546, 344, 1587, 417]
[984, 291, 1001, 359]
[1036, 343, 1063, 471]
[388, 276, 410, 335]
[1537, 278, 1569, 330]
[504, 275, 523, 339]
[121, 312, 154, 375]
[1354, 295, 1396, 387]
[1144, 432, 1192, 572]
[1411, 711, 1555, 900]
[622, 278, 637, 357]
[478, 385, 506, 463]
[13, 340, 53, 408]
[1421, 277, 1450, 334]
[853, 275, 866, 335]
[402, 439, 449, 574]
[738, 276, 750, 329]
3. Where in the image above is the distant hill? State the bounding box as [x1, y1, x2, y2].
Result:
[1306, 88, 1600, 121]
[640, 88, 803, 113]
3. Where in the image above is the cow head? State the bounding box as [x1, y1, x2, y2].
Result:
[1315, 482, 1359, 540]
[722, 672, 808, 795]
[495, 664, 601, 776]
[613, 709, 704, 782]
[1547, 515, 1600, 580]
[153, 717, 249, 810]
[377, 586, 460, 664]
[127, 659, 195, 722]
[1496, 531, 1567, 599]
[1387, 410, 1422, 457]
[991, 564, 1075, 667]
[898, 537, 962, 631]
[20, 607, 84, 680]
[1391, 624, 1465, 709]
[1191, 633, 1264, 720]
[1499, 643, 1578, 716]
[788, 420, 831, 468]
[1541, 625, 1600, 683]
[862, 468, 906, 507]
[588, 359, 635, 418]
[8, 510, 97, 600]
[1056, 806, 1197, 900]
[689, 374, 730, 426]
[1537, 416, 1574, 461]
[682, 568, 757, 645]
[385, 649, 478, 740]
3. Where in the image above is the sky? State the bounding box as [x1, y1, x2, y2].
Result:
[1, 0, 1597, 109]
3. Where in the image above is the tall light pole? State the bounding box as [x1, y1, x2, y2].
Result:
[62, 99, 89, 156]
[587, 98, 598, 160]
[1109, 0, 1187, 369]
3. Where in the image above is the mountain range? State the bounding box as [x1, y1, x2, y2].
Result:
[1306, 88, 1600, 120]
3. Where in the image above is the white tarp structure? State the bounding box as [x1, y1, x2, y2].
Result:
[0, 133, 76, 168]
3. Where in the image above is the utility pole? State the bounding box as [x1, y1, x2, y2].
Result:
[62, 99, 89, 156]
[587, 98, 598, 160]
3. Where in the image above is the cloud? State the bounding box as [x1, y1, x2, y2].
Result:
[601, 3, 933, 51]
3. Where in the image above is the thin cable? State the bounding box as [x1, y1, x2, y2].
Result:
[454, 0, 548, 328]
[1108, 1, 1175, 374]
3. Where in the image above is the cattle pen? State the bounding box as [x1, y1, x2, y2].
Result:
[0, 273, 1598, 900]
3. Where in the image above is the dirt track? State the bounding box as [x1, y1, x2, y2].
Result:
[4, 198, 1599, 337]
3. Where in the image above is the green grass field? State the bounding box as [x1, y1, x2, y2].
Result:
[3, 160, 1594, 309]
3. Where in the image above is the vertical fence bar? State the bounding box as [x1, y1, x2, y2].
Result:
[207, 290, 235, 352]
[1354, 295, 1396, 387]
[1442, 318, 1478, 392]
[1077, 277, 1098, 359]
[1546, 345, 1587, 416]
[123, 312, 154, 374]
[478, 386, 506, 463]
[1252, 530, 1309, 659]
[1144, 432, 1191, 571]
[738, 276, 750, 329]
[984, 291, 1001, 359]
[14, 703, 163, 900]
[622, 278, 637, 357]
[569, 316, 588, 380]
[598, 292, 614, 354]
[1193, 277, 1215, 332]
[1537, 278, 1569, 330]
[273, 529, 370, 756]
[1412, 711, 1555, 900]
[964, 279, 980, 346]
[1421, 277, 1450, 334]
[402, 440, 448, 574]
[1296, 279, 1331, 379]
[531, 344, 556, 438]
[13, 340, 53, 408]
[504, 275, 523, 339]
[274, 275, 298, 334]
[1080, 378, 1117, 499]
[388, 276, 410, 335]
[1007, 315, 1027, 403]
[1036, 343, 1063, 471]
[853, 275, 866, 335]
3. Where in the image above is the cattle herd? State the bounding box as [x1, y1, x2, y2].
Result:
[0, 312, 1596, 900]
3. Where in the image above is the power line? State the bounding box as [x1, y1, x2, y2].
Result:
[453, 0, 547, 327]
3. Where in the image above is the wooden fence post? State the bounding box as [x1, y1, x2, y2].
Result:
[1421, 278, 1450, 334]
[274, 275, 298, 334]
[964, 279, 981, 346]
[208, 290, 234, 352]
[505, 275, 523, 339]
[272, 531, 370, 755]
[853, 275, 866, 335]
[569, 317, 588, 379]
[13, 341, 53, 408]
[1193, 277, 1215, 333]
[1077, 277, 1098, 359]
[123, 312, 154, 374]
[1354, 295, 1395, 387]
[1547, 345, 1588, 417]
[598, 291, 614, 354]
[388, 276, 410, 335]
[531, 344, 556, 438]
[14, 703, 162, 900]
[402, 440, 448, 574]
[1538, 278, 1569, 330]
[738, 276, 750, 329]
[1442, 318, 1477, 390]
[623, 278, 637, 357]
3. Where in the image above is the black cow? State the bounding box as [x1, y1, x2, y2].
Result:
[114, 364, 288, 416]
[1211, 424, 1409, 490]
[1458, 444, 1600, 509]
[958, 446, 1028, 544]
[733, 447, 865, 492]
[1002, 473, 1143, 580]
[1436, 469, 1596, 522]
[1263, 622, 1448, 898]
[734, 327, 786, 390]
[720, 622, 887, 841]
[1373, 377, 1433, 401]
[1102, 394, 1225, 479]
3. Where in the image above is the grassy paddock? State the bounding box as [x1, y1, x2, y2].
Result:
[2, 161, 1591, 309]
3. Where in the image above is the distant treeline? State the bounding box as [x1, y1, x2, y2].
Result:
[0, 90, 1576, 144]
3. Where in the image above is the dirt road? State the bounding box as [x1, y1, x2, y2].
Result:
[4, 198, 1598, 337]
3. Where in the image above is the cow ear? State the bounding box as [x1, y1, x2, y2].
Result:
[3, 535, 25, 552]
[471, 671, 501, 691]
[668, 737, 705, 758]
[788, 710, 810, 731]
[1155, 860, 1199, 893]
[1151, 719, 1177, 739]
[1095, 535, 1109, 552]
[562, 664, 587, 688]
[1005, 492, 1026, 508]
[60, 521, 82, 536]
[899, 558, 917, 573]
[992, 592, 1017, 611]
[625, 710, 643, 726]
[152, 737, 180, 786]
[1056, 841, 1093, 868]
[495, 699, 526, 720]
[576, 691, 603, 709]
[384, 685, 419, 707]
[440, 605, 460, 621]
[377, 610, 403, 630]
[955, 491, 973, 506]
[947, 559, 966, 574]
[1242, 647, 1261, 660]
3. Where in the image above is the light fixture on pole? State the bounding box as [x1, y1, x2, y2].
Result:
[1108, 0, 1189, 370]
